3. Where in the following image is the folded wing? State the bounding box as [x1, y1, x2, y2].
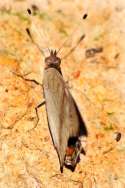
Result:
[43, 68, 81, 171]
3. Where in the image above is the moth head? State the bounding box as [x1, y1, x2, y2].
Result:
[45, 50, 61, 69]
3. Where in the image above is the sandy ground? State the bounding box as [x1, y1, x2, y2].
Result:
[0, 0, 125, 187]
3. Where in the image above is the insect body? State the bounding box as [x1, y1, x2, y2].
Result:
[43, 50, 87, 172]
[25, 9, 88, 171]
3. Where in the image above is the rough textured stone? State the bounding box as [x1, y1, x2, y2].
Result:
[0, 0, 125, 187]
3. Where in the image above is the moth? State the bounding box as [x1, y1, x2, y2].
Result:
[42, 50, 87, 172]
[26, 9, 88, 173]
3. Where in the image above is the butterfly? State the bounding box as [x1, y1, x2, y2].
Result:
[26, 9, 88, 172]
[42, 50, 87, 172]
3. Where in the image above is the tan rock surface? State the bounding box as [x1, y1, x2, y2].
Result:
[0, 0, 125, 187]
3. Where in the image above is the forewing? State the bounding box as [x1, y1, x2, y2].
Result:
[43, 68, 80, 169]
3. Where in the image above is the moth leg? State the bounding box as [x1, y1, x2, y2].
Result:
[35, 100, 46, 128]
[12, 71, 45, 131]
[11, 71, 43, 87]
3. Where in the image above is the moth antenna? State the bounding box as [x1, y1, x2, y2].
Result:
[57, 13, 88, 56]
[26, 28, 45, 56]
[27, 8, 32, 15]
[61, 34, 85, 60]
[27, 8, 50, 54]
[57, 27, 78, 55]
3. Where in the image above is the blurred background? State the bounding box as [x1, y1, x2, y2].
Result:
[0, 0, 125, 188]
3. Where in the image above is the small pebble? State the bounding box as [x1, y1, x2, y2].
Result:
[5, 89, 8, 92]
[85, 47, 103, 58]
[83, 13, 88, 19]
[114, 132, 121, 142]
